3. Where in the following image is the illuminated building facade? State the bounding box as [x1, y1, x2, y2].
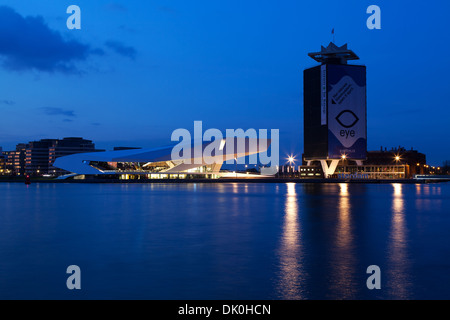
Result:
[26, 138, 101, 176]
[279, 147, 427, 179]
[304, 42, 367, 178]
[53, 138, 272, 180]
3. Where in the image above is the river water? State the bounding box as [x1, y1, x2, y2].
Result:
[0, 182, 448, 299]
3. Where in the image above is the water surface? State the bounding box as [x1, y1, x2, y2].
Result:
[0, 182, 448, 299]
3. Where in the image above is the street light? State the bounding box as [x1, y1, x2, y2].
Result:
[287, 156, 296, 177]
[341, 154, 347, 170]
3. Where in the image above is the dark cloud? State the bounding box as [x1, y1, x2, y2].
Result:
[41, 107, 76, 117]
[91, 48, 106, 56]
[0, 6, 97, 73]
[105, 40, 137, 60]
[0, 100, 15, 105]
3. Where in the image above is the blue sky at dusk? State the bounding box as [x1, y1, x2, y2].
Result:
[0, 0, 449, 165]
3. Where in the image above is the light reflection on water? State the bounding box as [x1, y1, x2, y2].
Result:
[328, 183, 357, 299]
[387, 183, 411, 299]
[277, 183, 304, 299]
[0, 182, 448, 299]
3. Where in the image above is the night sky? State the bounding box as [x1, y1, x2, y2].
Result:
[0, 0, 448, 165]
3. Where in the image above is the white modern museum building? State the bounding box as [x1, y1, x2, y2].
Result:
[53, 138, 274, 180]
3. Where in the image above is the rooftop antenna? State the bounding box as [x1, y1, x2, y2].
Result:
[332, 28, 335, 43]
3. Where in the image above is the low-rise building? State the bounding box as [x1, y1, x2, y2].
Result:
[281, 146, 428, 179]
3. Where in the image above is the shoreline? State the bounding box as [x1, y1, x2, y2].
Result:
[0, 178, 448, 184]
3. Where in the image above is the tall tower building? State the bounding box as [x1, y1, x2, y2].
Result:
[303, 43, 367, 178]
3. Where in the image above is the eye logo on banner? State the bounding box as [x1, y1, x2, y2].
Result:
[335, 110, 359, 128]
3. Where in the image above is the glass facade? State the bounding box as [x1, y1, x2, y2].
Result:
[85, 161, 219, 180]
